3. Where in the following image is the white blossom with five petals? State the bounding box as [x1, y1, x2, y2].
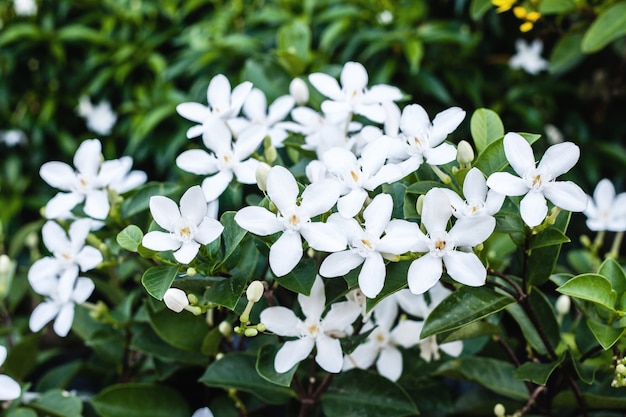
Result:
[584, 179, 626, 232]
[0, 346, 20, 401]
[486, 132, 588, 227]
[260, 276, 361, 373]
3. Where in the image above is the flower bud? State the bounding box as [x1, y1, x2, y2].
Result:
[219, 321, 232, 337]
[456, 140, 474, 166]
[163, 288, 189, 313]
[256, 323, 266, 332]
[246, 280, 265, 302]
[617, 363, 626, 375]
[186, 267, 197, 276]
[255, 162, 271, 192]
[416, 195, 425, 216]
[187, 293, 199, 305]
[493, 403, 505, 417]
[555, 295, 571, 316]
[289, 78, 309, 106]
[244, 328, 259, 337]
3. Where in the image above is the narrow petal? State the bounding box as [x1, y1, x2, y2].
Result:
[341, 62, 368, 95]
[73, 139, 101, 178]
[486, 172, 529, 196]
[373, 296, 399, 330]
[84, 190, 110, 220]
[300, 223, 347, 252]
[407, 255, 443, 295]
[424, 143, 457, 166]
[243, 88, 267, 122]
[176, 149, 218, 175]
[234, 206, 283, 235]
[592, 179, 615, 213]
[173, 240, 201, 264]
[267, 95, 296, 125]
[267, 166, 299, 214]
[207, 75, 231, 112]
[260, 306, 303, 337]
[324, 301, 362, 331]
[202, 171, 234, 202]
[319, 251, 364, 277]
[463, 168, 488, 202]
[149, 195, 180, 232]
[503, 133, 535, 177]
[309, 73, 343, 101]
[538, 142, 580, 178]
[429, 107, 466, 146]
[42, 221, 70, 253]
[176, 102, 211, 123]
[359, 253, 386, 298]
[365, 85, 402, 103]
[421, 189, 452, 234]
[53, 303, 75, 337]
[376, 347, 403, 381]
[202, 119, 233, 151]
[315, 334, 344, 373]
[29, 301, 59, 332]
[520, 191, 548, 227]
[180, 186, 208, 226]
[355, 103, 386, 123]
[142, 231, 182, 251]
[40, 162, 76, 191]
[378, 220, 421, 254]
[72, 277, 95, 303]
[275, 338, 315, 373]
[400, 104, 431, 138]
[230, 81, 253, 115]
[0, 375, 20, 401]
[391, 320, 423, 348]
[443, 251, 486, 287]
[269, 231, 302, 277]
[194, 218, 224, 245]
[299, 275, 326, 320]
[363, 194, 393, 238]
[543, 181, 588, 212]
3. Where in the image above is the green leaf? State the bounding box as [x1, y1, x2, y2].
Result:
[30, 389, 82, 417]
[557, 273, 617, 311]
[598, 257, 626, 295]
[256, 344, 297, 387]
[201, 327, 223, 357]
[554, 390, 626, 409]
[586, 318, 626, 350]
[404, 38, 424, 74]
[276, 19, 311, 74]
[0, 23, 41, 46]
[473, 133, 540, 177]
[405, 180, 448, 195]
[147, 301, 208, 351]
[439, 320, 501, 344]
[469, 0, 493, 20]
[436, 357, 527, 400]
[203, 271, 248, 310]
[58, 24, 110, 44]
[421, 286, 515, 338]
[116, 225, 144, 252]
[4, 334, 39, 380]
[568, 351, 597, 385]
[276, 257, 317, 296]
[219, 211, 248, 266]
[506, 289, 560, 356]
[141, 265, 179, 300]
[199, 352, 296, 404]
[527, 211, 571, 286]
[539, 0, 576, 14]
[90, 383, 189, 417]
[514, 354, 565, 385]
[549, 32, 585, 75]
[529, 228, 570, 249]
[131, 323, 208, 365]
[321, 369, 418, 417]
[470, 108, 504, 153]
[365, 261, 410, 312]
[6, 409, 37, 417]
[581, 2, 626, 53]
[121, 182, 181, 218]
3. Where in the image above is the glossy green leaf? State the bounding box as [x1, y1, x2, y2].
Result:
[529, 228, 570, 250]
[219, 211, 248, 266]
[586, 318, 625, 350]
[514, 354, 564, 385]
[581, 2, 626, 53]
[0, 23, 41, 46]
[141, 265, 179, 300]
[6, 409, 37, 417]
[4, 334, 39, 381]
[439, 320, 501, 344]
[436, 357, 527, 400]
[121, 182, 181, 218]
[147, 301, 208, 351]
[539, 0, 576, 14]
[322, 369, 418, 417]
[256, 344, 297, 387]
[405, 180, 449, 195]
[470, 0, 493, 20]
[557, 273, 617, 311]
[549, 32, 584, 74]
[203, 270, 248, 310]
[554, 390, 626, 409]
[30, 389, 82, 417]
[116, 225, 144, 252]
[365, 261, 411, 312]
[528, 211, 571, 286]
[131, 323, 208, 365]
[404, 38, 424, 74]
[199, 352, 295, 404]
[276, 257, 317, 296]
[90, 383, 189, 417]
[470, 108, 504, 153]
[598, 257, 626, 295]
[568, 351, 597, 385]
[421, 286, 515, 338]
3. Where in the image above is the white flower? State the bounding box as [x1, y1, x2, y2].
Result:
[142, 185, 224, 264]
[486, 132, 588, 227]
[163, 288, 190, 313]
[28, 219, 103, 292]
[440, 168, 504, 219]
[322, 139, 403, 218]
[230, 88, 295, 148]
[0, 129, 27, 147]
[584, 179, 626, 232]
[309, 62, 402, 123]
[40, 139, 137, 219]
[407, 188, 495, 294]
[0, 345, 20, 401]
[319, 194, 420, 298]
[289, 78, 309, 106]
[176, 74, 252, 143]
[387, 104, 464, 175]
[260, 276, 361, 373]
[343, 295, 421, 381]
[77, 96, 117, 135]
[191, 407, 214, 417]
[13, 0, 37, 16]
[509, 39, 548, 75]
[29, 266, 95, 337]
[234, 166, 346, 277]
[108, 156, 147, 194]
[176, 121, 260, 201]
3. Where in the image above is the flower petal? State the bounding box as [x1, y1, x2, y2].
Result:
[449, 216, 495, 247]
[195, 217, 224, 245]
[407, 255, 443, 295]
[173, 240, 201, 264]
[267, 166, 299, 214]
[463, 168, 488, 202]
[319, 251, 364, 278]
[520, 191, 548, 227]
[40, 162, 75, 191]
[29, 301, 59, 332]
[440, 340, 463, 357]
[429, 107, 465, 146]
[538, 141, 580, 178]
[443, 251, 486, 287]
[269, 231, 302, 277]
[180, 186, 208, 226]
[315, 334, 344, 373]
[378, 220, 422, 254]
[75, 246, 103, 272]
[503, 132, 535, 177]
[0, 374, 20, 401]
[42, 221, 70, 253]
[84, 189, 110, 219]
[543, 181, 588, 212]
[260, 306, 303, 337]
[234, 206, 283, 235]
[309, 73, 343, 101]
[337, 190, 368, 219]
[376, 346, 403, 381]
[233, 158, 260, 185]
[53, 303, 75, 337]
[149, 195, 180, 232]
[299, 275, 326, 320]
[344, 341, 379, 371]
[207, 74, 231, 112]
[44, 192, 84, 219]
[486, 172, 529, 196]
[424, 143, 457, 166]
[176, 149, 218, 175]
[73, 139, 101, 178]
[363, 193, 393, 237]
[142, 231, 182, 251]
[275, 338, 315, 373]
[300, 179, 341, 217]
[73, 277, 95, 303]
[421, 189, 452, 233]
[300, 223, 347, 252]
[324, 301, 361, 331]
[176, 102, 211, 124]
[202, 171, 234, 202]
[359, 253, 386, 298]
[391, 320, 423, 348]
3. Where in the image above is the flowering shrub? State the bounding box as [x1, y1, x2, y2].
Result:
[1, 2, 626, 417]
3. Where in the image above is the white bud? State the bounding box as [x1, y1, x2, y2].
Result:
[456, 140, 475, 166]
[246, 280, 264, 303]
[163, 288, 189, 313]
[556, 295, 571, 316]
[289, 78, 309, 106]
[218, 321, 232, 337]
[493, 403, 505, 417]
[255, 162, 271, 192]
[0, 254, 10, 274]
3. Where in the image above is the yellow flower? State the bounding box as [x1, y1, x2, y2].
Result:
[492, 0, 516, 13]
